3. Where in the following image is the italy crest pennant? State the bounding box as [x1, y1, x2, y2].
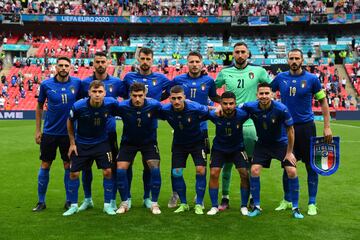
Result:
[310, 136, 340, 176]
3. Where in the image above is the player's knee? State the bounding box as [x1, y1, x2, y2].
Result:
[41, 161, 52, 169]
[103, 168, 112, 179]
[210, 168, 220, 180]
[172, 168, 183, 178]
[63, 161, 70, 169]
[285, 167, 297, 178]
[147, 159, 160, 169]
[239, 168, 249, 180]
[196, 166, 206, 175]
[251, 166, 261, 177]
[70, 171, 79, 180]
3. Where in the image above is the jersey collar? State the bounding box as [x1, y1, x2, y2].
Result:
[92, 73, 110, 81]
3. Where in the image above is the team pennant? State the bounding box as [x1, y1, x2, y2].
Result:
[310, 136, 340, 176]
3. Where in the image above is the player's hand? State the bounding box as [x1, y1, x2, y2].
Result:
[214, 105, 223, 117]
[35, 131, 42, 144]
[284, 152, 297, 167]
[68, 144, 78, 158]
[323, 127, 333, 144]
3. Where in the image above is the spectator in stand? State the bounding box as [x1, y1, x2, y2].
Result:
[14, 95, 19, 106]
[2, 84, 9, 98]
[0, 95, 5, 109]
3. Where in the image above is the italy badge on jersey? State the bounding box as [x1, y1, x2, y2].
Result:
[301, 80, 307, 88]
[310, 136, 340, 176]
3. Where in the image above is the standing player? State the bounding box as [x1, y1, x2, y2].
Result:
[159, 85, 209, 215]
[64, 80, 119, 216]
[123, 47, 171, 208]
[33, 57, 81, 212]
[79, 51, 126, 212]
[243, 82, 303, 219]
[207, 91, 249, 216]
[215, 42, 272, 210]
[114, 83, 162, 215]
[272, 49, 332, 215]
[168, 51, 220, 208]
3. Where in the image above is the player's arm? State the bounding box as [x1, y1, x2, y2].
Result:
[215, 70, 225, 88]
[35, 102, 44, 144]
[316, 90, 333, 143]
[67, 118, 78, 158]
[160, 76, 172, 101]
[260, 67, 272, 83]
[285, 125, 297, 166]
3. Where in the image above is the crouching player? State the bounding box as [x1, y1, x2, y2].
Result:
[159, 85, 209, 215]
[64, 80, 120, 216]
[243, 83, 304, 219]
[207, 91, 250, 216]
[115, 82, 162, 215]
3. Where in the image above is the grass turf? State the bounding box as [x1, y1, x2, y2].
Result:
[0, 120, 359, 240]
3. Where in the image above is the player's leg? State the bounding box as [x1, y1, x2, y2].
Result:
[302, 122, 318, 215]
[284, 164, 303, 219]
[108, 131, 119, 210]
[248, 164, 263, 217]
[243, 125, 257, 210]
[207, 149, 222, 215]
[143, 143, 161, 214]
[248, 143, 270, 217]
[168, 142, 181, 208]
[146, 159, 161, 214]
[172, 144, 189, 213]
[80, 167, 93, 210]
[93, 142, 116, 215]
[64, 144, 91, 216]
[59, 135, 72, 210]
[142, 158, 152, 208]
[33, 134, 56, 212]
[63, 170, 80, 216]
[191, 142, 207, 215]
[235, 151, 250, 216]
[115, 143, 135, 214]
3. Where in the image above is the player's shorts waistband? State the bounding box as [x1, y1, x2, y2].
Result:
[293, 121, 314, 127]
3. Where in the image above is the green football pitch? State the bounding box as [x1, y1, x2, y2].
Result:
[0, 120, 359, 240]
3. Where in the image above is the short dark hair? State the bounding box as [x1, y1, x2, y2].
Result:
[139, 47, 153, 57]
[94, 51, 107, 58]
[129, 82, 146, 93]
[288, 48, 303, 58]
[221, 91, 236, 100]
[233, 42, 248, 49]
[57, 56, 71, 64]
[187, 51, 202, 60]
[257, 82, 272, 90]
[89, 80, 105, 89]
[170, 85, 184, 94]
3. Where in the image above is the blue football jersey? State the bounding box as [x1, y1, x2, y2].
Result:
[271, 70, 322, 124]
[159, 100, 209, 145]
[38, 76, 81, 136]
[173, 73, 217, 131]
[117, 98, 162, 145]
[81, 74, 126, 132]
[69, 97, 119, 144]
[208, 108, 249, 152]
[123, 72, 171, 101]
[241, 100, 293, 145]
